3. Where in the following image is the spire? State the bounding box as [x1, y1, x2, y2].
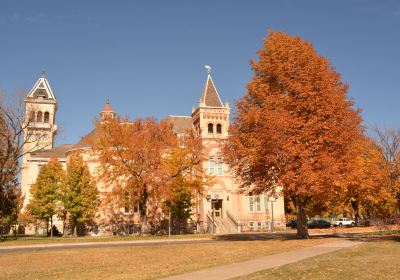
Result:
[102, 99, 113, 112]
[100, 99, 116, 121]
[199, 66, 224, 108]
[26, 72, 56, 100]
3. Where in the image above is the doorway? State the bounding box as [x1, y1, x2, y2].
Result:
[211, 199, 223, 217]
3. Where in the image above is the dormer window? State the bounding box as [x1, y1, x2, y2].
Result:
[216, 124, 222, 134]
[208, 123, 214, 133]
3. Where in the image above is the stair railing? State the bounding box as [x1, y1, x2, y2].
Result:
[226, 210, 241, 233]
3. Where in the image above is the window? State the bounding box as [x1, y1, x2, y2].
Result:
[256, 195, 261, 212]
[257, 222, 262, 229]
[209, 158, 215, 175]
[44, 112, 50, 123]
[29, 111, 35, 123]
[216, 124, 222, 134]
[217, 158, 223, 176]
[264, 193, 268, 211]
[249, 221, 254, 230]
[208, 123, 213, 133]
[124, 206, 129, 213]
[249, 193, 254, 212]
[37, 111, 43, 123]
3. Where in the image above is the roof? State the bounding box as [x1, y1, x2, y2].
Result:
[199, 75, 224, 107]
[165, 115, 193, 134]
[77, 127, 102, 147]
[30, 144, 76, 159]
[102, 100, 114, 112]
[26, 73, 56, 100]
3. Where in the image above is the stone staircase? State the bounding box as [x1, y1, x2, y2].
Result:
[214, 215, 239, 234]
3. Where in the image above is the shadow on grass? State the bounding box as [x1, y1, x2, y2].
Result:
[213, 232, 339, 241]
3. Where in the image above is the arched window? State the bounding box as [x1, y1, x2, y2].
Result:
[208, 123, 213, 133]
[37, 111, 43, 123]
[44, 112, 50, 123]
[216, 124, 222, 134]
[29, 111, 35, 123]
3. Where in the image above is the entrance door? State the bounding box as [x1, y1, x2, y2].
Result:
[211, 199, 223, 218]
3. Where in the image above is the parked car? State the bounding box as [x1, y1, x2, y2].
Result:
[333, 218, 356, 227]
[286, 219, 297, 229]
[307, 219, 331, 229]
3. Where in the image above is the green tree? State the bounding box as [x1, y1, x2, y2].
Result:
[164, 176, 195, 234]
[28, 156, 65, 237]
[62, 153, 99, 236]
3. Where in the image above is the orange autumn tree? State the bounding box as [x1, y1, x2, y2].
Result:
[225, 30, 363, 238]
[340, 136, 391, 224]
[93, 116, 203, 234]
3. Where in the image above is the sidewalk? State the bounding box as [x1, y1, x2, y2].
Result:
[161, 239, 363, 280]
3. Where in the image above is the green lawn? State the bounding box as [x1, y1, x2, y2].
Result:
[235, 239, 400, 280]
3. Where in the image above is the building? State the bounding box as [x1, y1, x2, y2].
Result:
[20, 71, 286, 235]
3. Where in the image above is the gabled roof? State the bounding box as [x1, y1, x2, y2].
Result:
[166, 115, 193, 134]
[26, 73, 56, 100]
[30, 144, 75, 159]
[199, 75, 224, 108]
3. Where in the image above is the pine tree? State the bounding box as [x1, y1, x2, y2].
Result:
[28, 156, 65, 237]
[63, 153, 99, 236]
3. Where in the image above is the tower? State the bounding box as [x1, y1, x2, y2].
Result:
[100, 99, 117, 122]
[23, 72, 57, 157]
[20, 73, 57, 209]
[191, 70, 230, 139]
[192, 67, 231, 221]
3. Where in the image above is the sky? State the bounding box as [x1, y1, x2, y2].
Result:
[0, 0, 399, 145]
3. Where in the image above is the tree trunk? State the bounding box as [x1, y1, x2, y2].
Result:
[50, 216, 53, 238]
[294, 196, 309, 239]
[351, 198, 359, 225]
[139, 186, 149, 235]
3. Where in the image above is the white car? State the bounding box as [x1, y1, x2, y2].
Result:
[333, 218, 355, 227]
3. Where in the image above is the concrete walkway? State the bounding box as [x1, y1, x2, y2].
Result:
[162, 239, 363, 280]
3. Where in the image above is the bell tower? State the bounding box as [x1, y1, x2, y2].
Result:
[191, 67, 230, 139]
[23, 72, 58, 161]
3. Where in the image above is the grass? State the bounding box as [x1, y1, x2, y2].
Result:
[235, 239, 400, 280]
[0, 233, 212, 246]
[0, 237, 335, 280]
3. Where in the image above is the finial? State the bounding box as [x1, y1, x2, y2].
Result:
[205, 65, 212, 75]
[40, 70, 45, 78]
[106, 99, 110, 104]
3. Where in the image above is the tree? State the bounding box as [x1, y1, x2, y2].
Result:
[93, 117, 203, 234]
[62, 153, 99, 236]
[0, 91, 46, 233]
[341, 136, 390, 224]
[28, 156, 65, 237]
[374, 127, 400, 214]
[225, 30, 363, 238]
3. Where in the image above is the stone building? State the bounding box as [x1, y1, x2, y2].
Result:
[20, 72, 286, 235]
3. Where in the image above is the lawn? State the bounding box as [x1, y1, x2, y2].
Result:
[0, 233, 212, 247]
[235, 239, 400, 280]
[0, 237, 335, 280]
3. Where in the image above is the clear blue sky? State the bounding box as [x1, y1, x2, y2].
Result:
[1, 0, 399, 145]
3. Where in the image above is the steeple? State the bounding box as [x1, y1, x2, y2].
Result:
[23, 72, 58, 156]
[100, 99, 117, 121]
[191, 66, 230, 138]
[199, 74, 224, 108]
[26, 71, 56, 101]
